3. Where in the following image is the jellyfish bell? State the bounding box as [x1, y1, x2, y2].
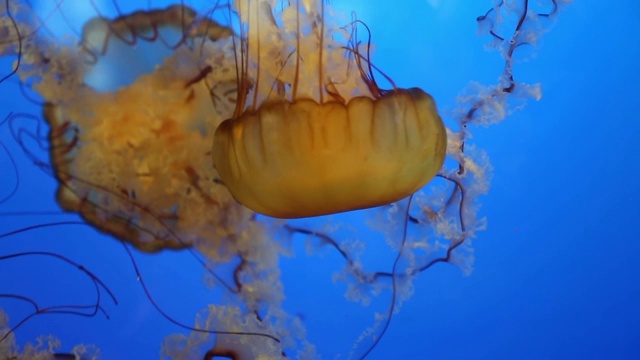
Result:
[21, 4, 254, 253]
[213, 88, 447, 219]
[212, 0, 447, 218]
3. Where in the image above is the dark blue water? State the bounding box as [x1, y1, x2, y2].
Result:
[0, 1, 638, 359]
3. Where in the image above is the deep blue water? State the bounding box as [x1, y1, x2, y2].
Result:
[0, 1, 638, 359]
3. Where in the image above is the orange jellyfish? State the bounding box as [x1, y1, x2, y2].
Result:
[0, 0, 570, 358]
[212, 0, 446, 218]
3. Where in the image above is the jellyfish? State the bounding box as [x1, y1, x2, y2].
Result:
[212, 0, 446, 218]
[0, 0, 571, 358]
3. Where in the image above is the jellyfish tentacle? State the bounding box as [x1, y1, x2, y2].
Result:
[120, 242, 282, 343]
[0, 249, 118, 343]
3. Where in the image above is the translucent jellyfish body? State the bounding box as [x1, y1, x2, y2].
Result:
[17, 5, 249, 253]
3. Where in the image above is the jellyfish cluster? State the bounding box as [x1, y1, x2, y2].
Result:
[0, 0, 569, 359]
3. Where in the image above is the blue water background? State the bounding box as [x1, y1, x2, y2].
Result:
[0, 1, 638, 359]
